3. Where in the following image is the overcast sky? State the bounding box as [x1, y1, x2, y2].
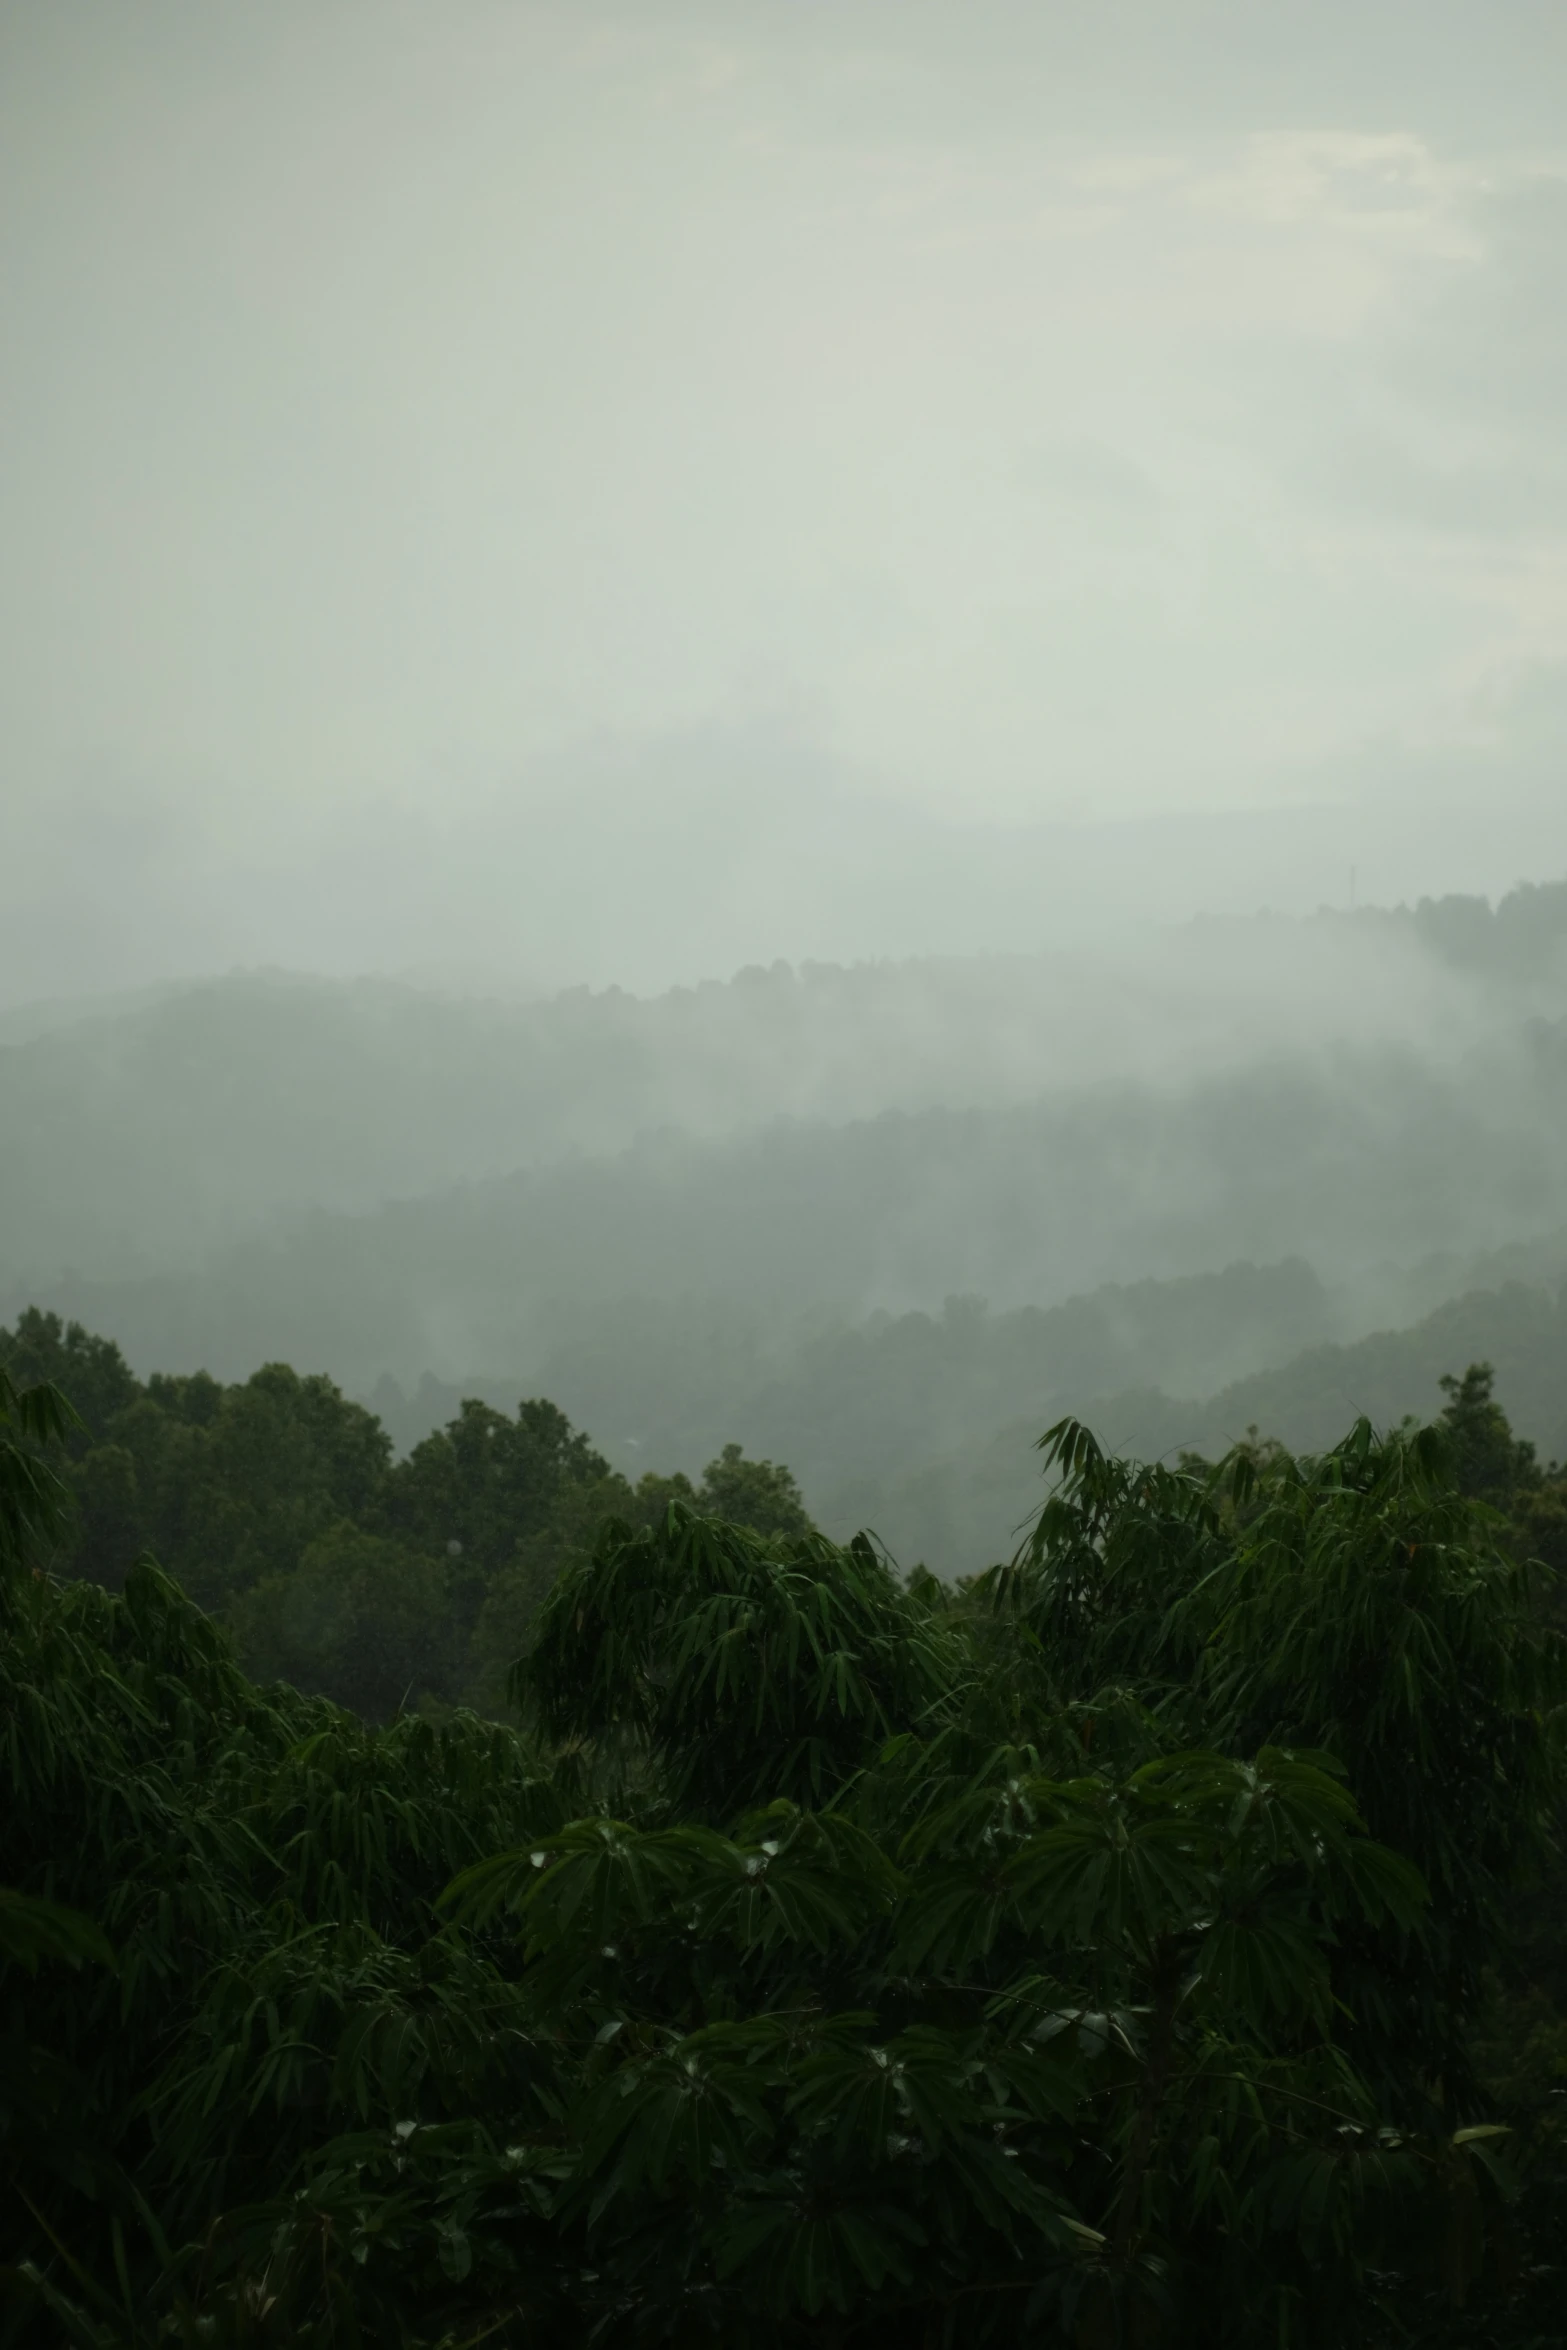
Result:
[4, 1, 1567, 998]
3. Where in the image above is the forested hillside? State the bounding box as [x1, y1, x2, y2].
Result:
[15, 1028, 1567, 1390]
[5, 885, 1567, 1304]
[839, 1270, 1567, 1573]
[11, 1245, 1567, 1583]
[7, 887, 1567, 1573]
[4, 1332, 1564, 2345]
[9, 1287, 1566, 1710]
[0, 1307, 810, 1721]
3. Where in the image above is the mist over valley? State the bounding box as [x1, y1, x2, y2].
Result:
[7, 882, 1567, 1568]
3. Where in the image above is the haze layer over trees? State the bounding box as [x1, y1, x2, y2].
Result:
[4, 883, 1567, 1564]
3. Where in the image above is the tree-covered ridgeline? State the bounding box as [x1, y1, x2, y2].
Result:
[7, 880, 1567, 1317]
[2, 1334, 1565, 2343]
[0, 1308, 811, 1720]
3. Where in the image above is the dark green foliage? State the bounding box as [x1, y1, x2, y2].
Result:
[227, 1523, 459, 1724]
[523, 1505, 957, 1811]
[1457, 1370, 1567, 2288]
[374, 1397, 613, 1588]
[0, 1308, 139, 1448]
[5, 1329, 1565, 2345]
[990, 1410, 1562, 2117]
[0, 1355, 78, 1568]
[1438, 1361, 1542, 1508]
[443, 1745, 1432, 2347]
[0, 1310, 817, 1721]
[0, 1314, 394, 1609]
[0, 1514, 563, 2341]
[692, 1443, 813, 1540]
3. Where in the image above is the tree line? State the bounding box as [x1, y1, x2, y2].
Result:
[0, 1307, 810, 1722]
[1, 1319, 1565, 2343]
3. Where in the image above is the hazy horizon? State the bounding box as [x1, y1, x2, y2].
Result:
[8, 3, 1567, 1542]
[6, 3, 1567, 998]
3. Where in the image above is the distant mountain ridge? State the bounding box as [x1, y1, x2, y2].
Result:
[5, 881, 1567, 1577]
[4, 882, 1564, 1292]
[7, 1253, 1564, 1582]
[855, 1272, 1567, 1574]
[12, 1020, 1567, 1383]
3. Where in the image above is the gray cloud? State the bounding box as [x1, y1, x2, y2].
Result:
[3, 2, 1567, 1000]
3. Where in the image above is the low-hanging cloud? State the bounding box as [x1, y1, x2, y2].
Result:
[3, 1, 1567, 999]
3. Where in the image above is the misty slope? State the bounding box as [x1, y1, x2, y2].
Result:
[10, 1254, 1563, 1585]
[857, 1273, 1567, 1574]
[16, 1018, 1567, 1387]
[361, 1256, 1338, 1472]
[6, 880, 1567, 1588]
[3, 884, 1564, 1289]
[1137, 1276, 1567, 1465]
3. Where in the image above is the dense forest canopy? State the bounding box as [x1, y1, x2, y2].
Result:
[2, 1320, 1565, 2345]
[0, 1308, 812, 1722]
